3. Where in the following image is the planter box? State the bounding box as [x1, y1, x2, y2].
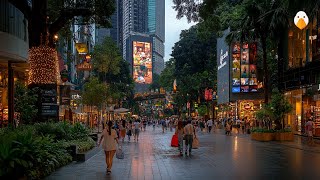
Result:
[274, 132, 294, 141]
[76, 146, 100, 162]
[251, 132, 274, 141]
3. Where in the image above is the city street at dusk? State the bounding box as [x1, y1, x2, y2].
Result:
[2, 0, 320, 179]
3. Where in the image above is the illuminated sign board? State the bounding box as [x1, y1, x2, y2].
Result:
[232, 42, 261, 93]
[133, 41, 152, 84]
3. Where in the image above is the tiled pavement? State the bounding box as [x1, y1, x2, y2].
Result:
[47, 127, 320, 180]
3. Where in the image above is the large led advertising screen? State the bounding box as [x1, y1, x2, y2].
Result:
[232, 42, 261, 93]
[133, 41, 152, 84]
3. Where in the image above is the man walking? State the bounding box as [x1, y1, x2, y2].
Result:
[207, 119, 213, 133]
[183, 120, 195, 156]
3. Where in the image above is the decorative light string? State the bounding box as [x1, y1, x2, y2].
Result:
[28, 46, 58, 84]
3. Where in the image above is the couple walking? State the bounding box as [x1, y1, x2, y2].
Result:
[175, 120, 197, 156]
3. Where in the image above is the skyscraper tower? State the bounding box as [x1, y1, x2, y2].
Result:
[96, 0, 165, 91]
[147, 0, 165, 75]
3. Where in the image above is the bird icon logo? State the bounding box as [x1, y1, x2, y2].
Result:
[294, 11, 309, 30]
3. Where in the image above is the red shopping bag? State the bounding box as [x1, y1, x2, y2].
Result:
[171, 134, 179, 147]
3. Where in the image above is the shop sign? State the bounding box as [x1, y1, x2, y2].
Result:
[76, 61, 92, 71]
[60, 85, 71, 105]
[75, 43, 88, 54]
[218, 49, 228, 70]
[205, 88, 213, 101]
[41, 88, 58, 117]
[294, 11, 309, 30]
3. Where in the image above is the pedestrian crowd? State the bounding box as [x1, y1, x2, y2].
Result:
[97, 116, 261, 175]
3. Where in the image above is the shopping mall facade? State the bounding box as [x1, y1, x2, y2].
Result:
[0, 0, 30, 127]
[217, 11, 320, 136]
[216, 28, 264, 122]
[281, 12, 320, 136]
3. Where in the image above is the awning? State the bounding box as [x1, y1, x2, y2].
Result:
[114, 108, 129, 114]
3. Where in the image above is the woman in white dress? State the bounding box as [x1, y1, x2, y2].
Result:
[98, 121, 119, 175]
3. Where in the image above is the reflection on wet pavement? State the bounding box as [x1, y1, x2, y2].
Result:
[47, 127, 320, 180]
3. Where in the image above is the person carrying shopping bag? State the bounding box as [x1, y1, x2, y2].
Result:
[98, 121, 119, 175]
[175, 121, 184, 156]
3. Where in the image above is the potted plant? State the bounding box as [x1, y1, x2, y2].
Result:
[251, 128, 275, 141]
[268, 89, 293, 141]
[252, 89, 293, 141]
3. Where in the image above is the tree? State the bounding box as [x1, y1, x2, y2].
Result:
[92, 37, 121, 82]
[172, 0, 220, 23]
[14, 82, 38, 125]
[268, 89, 293, 130]
[92, 37, 134, 108]
[149, 74, 161, 91]
[81, 77, 108, 111]
[159, 59, 175, 92]
[170, 25, 217, 112]
[29, 0, 116, 47]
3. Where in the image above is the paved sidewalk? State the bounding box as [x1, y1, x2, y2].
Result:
[47, 126, 320, 180]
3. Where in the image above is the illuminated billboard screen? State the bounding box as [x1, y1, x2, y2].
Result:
[133, 41, 152, 84]
[232, 42, 262, 93]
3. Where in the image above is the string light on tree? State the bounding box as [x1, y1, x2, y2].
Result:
[28, 46, 58, 84]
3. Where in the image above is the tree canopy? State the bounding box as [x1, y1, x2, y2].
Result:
[169, 25, 217, 109]
[30, 0, 116, 47]
[92, 37, 121, 82]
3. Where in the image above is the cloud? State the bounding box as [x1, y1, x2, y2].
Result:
[165, 0, 197, 62]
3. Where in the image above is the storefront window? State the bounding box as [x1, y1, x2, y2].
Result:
[288, 14, 320, 68]
[285, 89, 303, 132]
[288, 24, 308, 68]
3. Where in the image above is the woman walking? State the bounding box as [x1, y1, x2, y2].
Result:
[98, 121, 119, 175]
[175, 121, 184, 156]
[133, 119, 141, 141]
[120, 119, 127, 143]
[127, 120, 133, 142]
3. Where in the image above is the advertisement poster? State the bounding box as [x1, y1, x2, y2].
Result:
[133, 41, 152, 84]
[249, 42, 258, 92]
[232, 43, 241, 93]
[232, 42, 261, 93]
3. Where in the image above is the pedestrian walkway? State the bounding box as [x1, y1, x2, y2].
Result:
[47, 126, 320, 180]
[210, 127, 320, 153]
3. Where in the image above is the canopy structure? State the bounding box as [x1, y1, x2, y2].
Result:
[113, 108, 129, 114]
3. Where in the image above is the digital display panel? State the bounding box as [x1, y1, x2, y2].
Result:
[232, 42, 261, 93]
[133, 41, 152, 84]
[232, 43, 241, 93]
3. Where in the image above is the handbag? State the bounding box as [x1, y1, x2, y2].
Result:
[171, 134, 179, 147]
[192, 136, 199, 149]
[116, 145, 124, 159]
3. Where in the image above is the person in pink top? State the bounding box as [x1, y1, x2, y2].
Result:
[98, 121, 119, 175]
[305, 118, 315, 145]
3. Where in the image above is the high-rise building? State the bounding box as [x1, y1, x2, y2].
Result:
[96, 0, 123, 48]
[148, 0, 165, 75]
[96, 0, 165, 91]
